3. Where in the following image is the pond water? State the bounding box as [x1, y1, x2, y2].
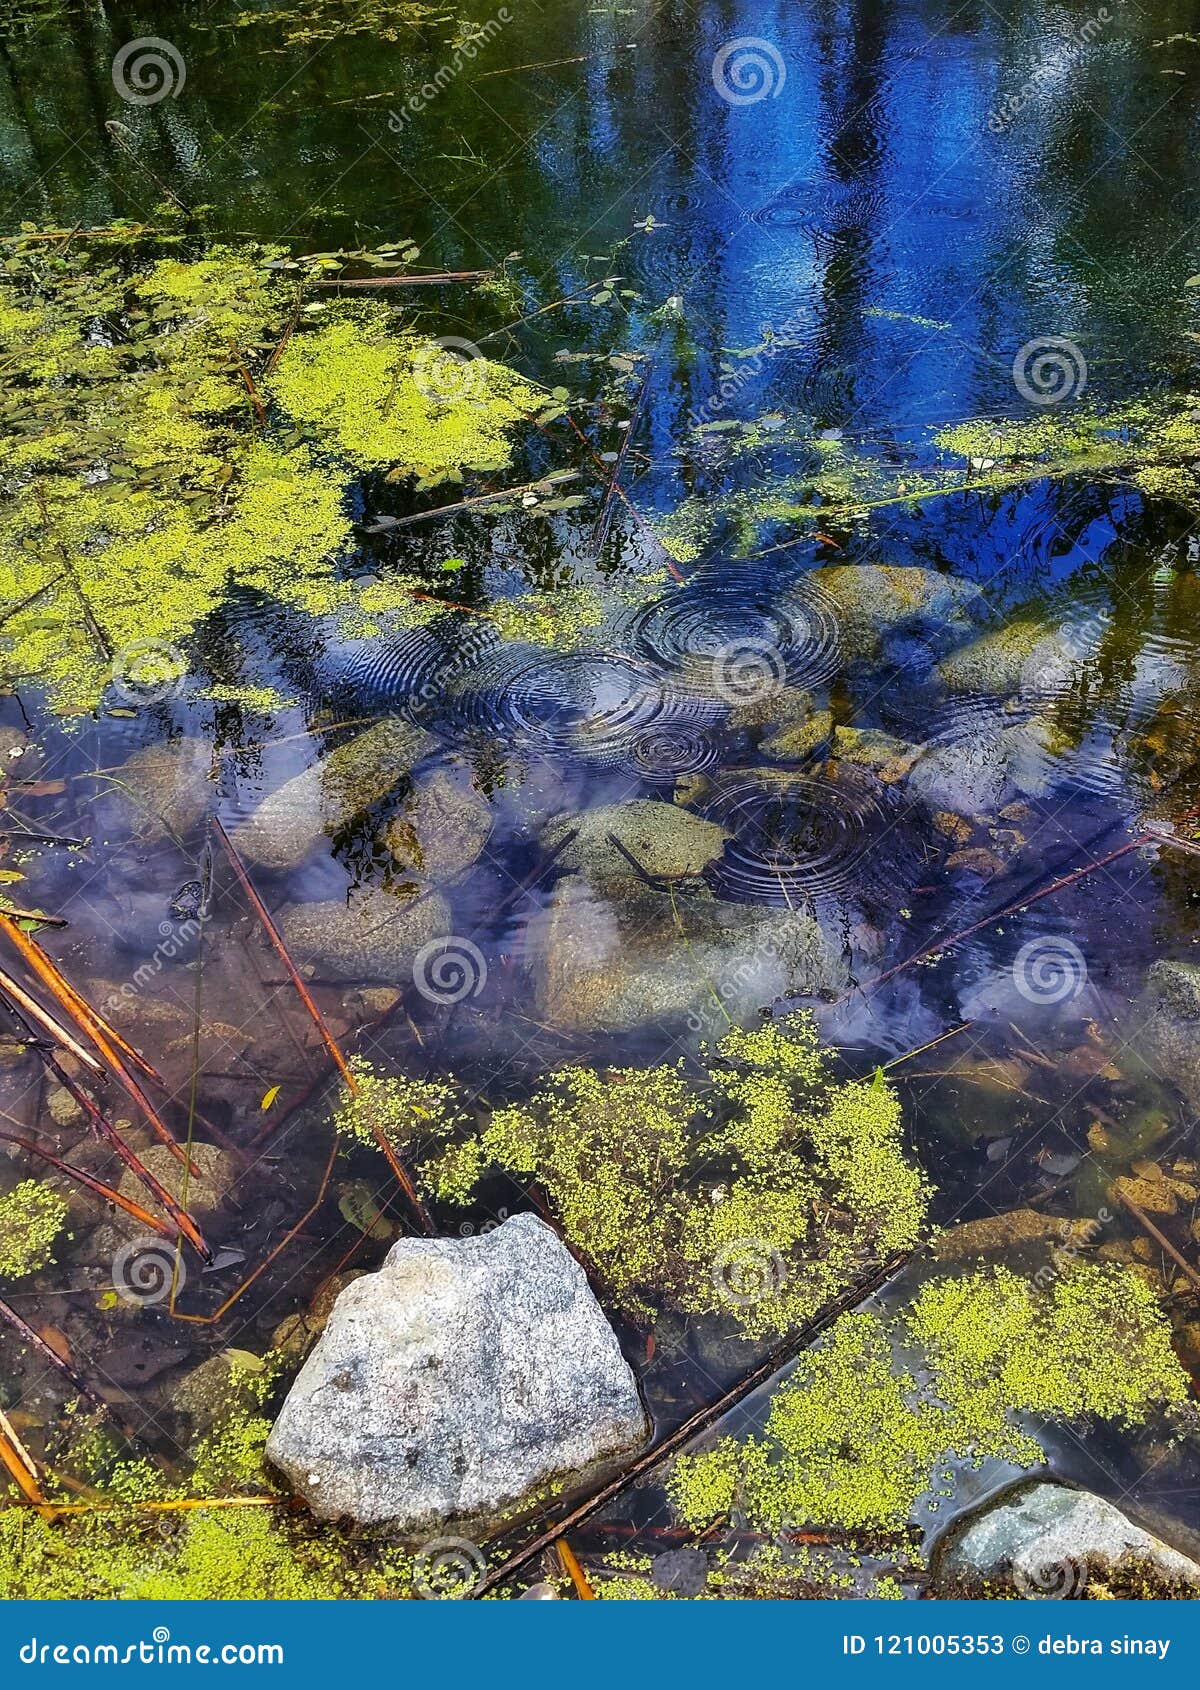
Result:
[1, 0, 1200, 1599]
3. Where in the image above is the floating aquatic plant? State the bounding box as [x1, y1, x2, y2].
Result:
[0, 1180, 67, 1279]
[405, 1012, 931, 1336]
[0, 1388, 413, 1599]
[0, 235, 542, 714]
[668, 1263, 1188, 1543]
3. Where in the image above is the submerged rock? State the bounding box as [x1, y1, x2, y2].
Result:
[103, 738, 213, 840]
[542, 799, 727, 889]
[906, 718, 1062, 821]
[936, 1482, 1200, 1598]
[1134, 960, 1200, 1113]
[938, 614, 1104, 697]
[265, 1213, 648, 1532]
[278, 886, 451, 982]
[234, 718, 437, 871]
[378, 763, 492, 883]
[529, 875, 847, 1035]
[115, 1142, 234, 1223]
[812, 564, 986, 659]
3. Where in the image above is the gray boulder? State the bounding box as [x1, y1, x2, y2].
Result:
[1134, 960, 1200, 1112]
[811, 565, 986, 659]
[542, 799, 727, 890]
[265, 1213, 648, 1533]
[939, 614, 1106, 697]
[234, 718, 436, 871]
[529, 875, 847, 1035]
[936, 1482, 1200, 1598]
[906, 719, 1063, 822]
[379, 763, 492, 883]
[101, 737, 213, 841]
[278, 886, 451, 983]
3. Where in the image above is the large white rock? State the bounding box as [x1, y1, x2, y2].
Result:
[937, 1482, 1200, 1597]
[265, 1213, 648, 1533]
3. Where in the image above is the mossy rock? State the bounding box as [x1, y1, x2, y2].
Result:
[234, 718, 438, 872]
[115, 1142, 236, 1226]
[278, 886, 452, 983]
[528, 875, 846, 1035]
[812, 565, 986, 659]
[938, 614, 1103, 697]
[378, 763, 492, 883]
[542, 800, 728, 890]
[100, 738, 214, 842]
[761, 708, 832, 761]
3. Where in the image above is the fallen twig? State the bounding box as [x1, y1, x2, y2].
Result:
[0, 904, 67, 930]
[366, 471, 579, 531]
[1115, 1192, 1200, 1295]
[0, 1294, 108, 1414]
[556, 1539, 596, 1599]
[0, 916, 186, 1171]
[210, 818, 432, 1233]
[473, 1250, 912, 1595]
[308, 270, 493, 288]
[0, 967, 108, 1078]
[590, 366, 650, 557]
[0, 1127, 177, 1240]
[0, 1408, 52, 1514]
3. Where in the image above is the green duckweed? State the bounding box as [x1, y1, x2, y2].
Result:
[0, 1180, 67, 1279]
[669, 1263, 1187, 1543]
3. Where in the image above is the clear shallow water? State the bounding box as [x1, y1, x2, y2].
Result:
[2, 0, 1200, 1592]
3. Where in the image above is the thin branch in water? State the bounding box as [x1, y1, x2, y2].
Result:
[307, 270, 493, 289]
[0, 968, 107, 1078]
[474, 1250, 913, 1595]
[211, 819, 433, 1234]
[0, 1293, 108, 1414]
[1115, 1192, 1200, 1295]
[0, 1408, 52, 1515]
[0, 1127, 177, 1240]
[477, 44, 636, 79]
